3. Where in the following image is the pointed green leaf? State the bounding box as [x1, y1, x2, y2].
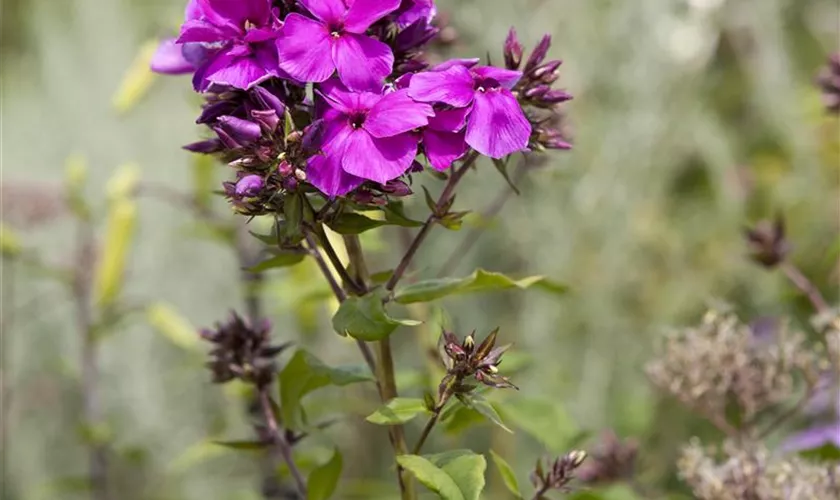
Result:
[307, 449, 343, 500]
[799, 443, 840, 462]
[442, 406, 485, 435]
[489, 450, 522, 498]
[146, 302, 200, 351]
[279, 350, 373, 429]
[327, 213, 386, 235]
[284, 108, 296, 138]
[382, 202, 424, 227]
[426, 450, 487, 500]
[397, 455, 464, 500]
[394, 269, 566, 304]
[247, 252, 306, 272]
[498, 397, 578, 453]
[491, 157, 520, 195]
[366, 398, 430, 425]
[331, 293, 420, 341]
[212, 440, 268, 450]
[459, 393, 512, 433]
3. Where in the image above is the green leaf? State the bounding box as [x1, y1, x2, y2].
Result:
[283, 193, 304, 241]
[307, 449, 343, 500]
[491, 157, 520, 195]
[212, 440, 268, 450]
[284, 108, 296, 138]
[459, 393, 512, 433]
[331, 293, 420, 341]
[489, 450, 522, 498]
[327, 213, 386, 235]
[247, 251, 306, 272]
[146, 302, 201, 352]
[498, 397, 578, 453]
[366, 398, 430, 425]
[382, 202, 424, 227]
[279, 350, 373, 429]
[426, 450, 487, 500]
[396, 455, 464, 500]
[800, 443, 840, 462]
[442, 406, 485, 435]
[394, 269, 564, 304]
[370, 269, 394, 284]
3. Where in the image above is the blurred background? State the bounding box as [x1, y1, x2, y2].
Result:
[1, 0, 838, 498]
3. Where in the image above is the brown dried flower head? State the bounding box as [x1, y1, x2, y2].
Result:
[530, 450, 588, 498]
[199, 312, 291, 388]
[576, 430, 638, 486]
[646, 310, 825, 430]
[743, 215, 790, 268]
[678, 439, 840, 500]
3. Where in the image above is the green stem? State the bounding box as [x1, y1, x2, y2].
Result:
[412, 410, 441, 455]
[342, 235, 415, 500]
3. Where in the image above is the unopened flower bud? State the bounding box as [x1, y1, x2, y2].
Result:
[277, 160, 293, 177]
[504, 28, 523, 70]
[523, 34, 552, 74]
[568, 450, 587, 468]
[234, 175, 264, 198]
[285, 130, 303, 144]
[525, 85, 550, 99]
[541, 89, 573, 103]
[529, 60, 562, 81]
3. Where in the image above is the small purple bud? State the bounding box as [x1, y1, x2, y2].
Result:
[524, 85, 550, 99]
[251, 109, 280, 132]
[302, 120, 325, 153]
[381, 180, 412, 197]
[283, 177, 299, 191]
[523, 34, 552, 74]
[409, 160, 425, 173]
[541, 90, 573, 104]
[504, 28, 523, 70]
[183, 139, 223, 154]
[251, 85, 286, 116]
[277, 160, 293, 177]
[216, 115, 262, 147]
[529, 60, 562, 81]
[235, 175, 264, 198]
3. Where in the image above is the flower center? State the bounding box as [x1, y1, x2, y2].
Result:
[328, 22, 344, 37]
[474, 77, 501, 93]
[244, 20, 257, 31]
[349, 113, 366, 129]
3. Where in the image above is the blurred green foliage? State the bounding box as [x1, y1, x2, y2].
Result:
[1, 0, 838, 499]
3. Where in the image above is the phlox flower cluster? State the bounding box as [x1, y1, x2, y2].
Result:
[152, 0, 571, 204]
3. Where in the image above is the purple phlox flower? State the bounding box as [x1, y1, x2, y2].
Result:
[306, 80, 434, 197]
[408, 62, 531, 158]
[423, 106, 468, 170]
[276, 0, 400, 92]
[392, 0, 436, 28]
[194, 82, 287, 149]
[177, 0, 284, 91]
[151, 38, 195, 74]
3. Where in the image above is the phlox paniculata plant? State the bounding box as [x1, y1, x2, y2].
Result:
[151, 1, 583, 498]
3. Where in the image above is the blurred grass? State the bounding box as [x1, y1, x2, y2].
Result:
[2, 0, 838, 498]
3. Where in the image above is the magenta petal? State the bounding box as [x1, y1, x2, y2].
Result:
[206, 55, 271, 89]
[332, 33, 394, 92]
[344, 0, 401, 33]
[308, 153, 365, 197]
[465, 89, 531, 158]
[781, 422, 840, 453]
[424, 129, 467, 171]
[276, 14, 335, 83]
[365, 89, 433, 138]
[177, 19, 231, 43]
[150, 38, 194, 74]
[432, 58, 480, 71]
[471, 66, 523, 89]
[206, 0, 270, 25]
[342, 130, 417, 183]
[428, 106, 469, 132]
[298, 0, 346, 24]
[407, 65, 475, 107]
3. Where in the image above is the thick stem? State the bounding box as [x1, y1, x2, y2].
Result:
[258, 389, 308, 497]
[342, 234, 415, 499]
[73, 221, 109, 500]
[781, 262, 829, 313]
[530, 482, 551, 500]
[385, 152, 479, 293]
